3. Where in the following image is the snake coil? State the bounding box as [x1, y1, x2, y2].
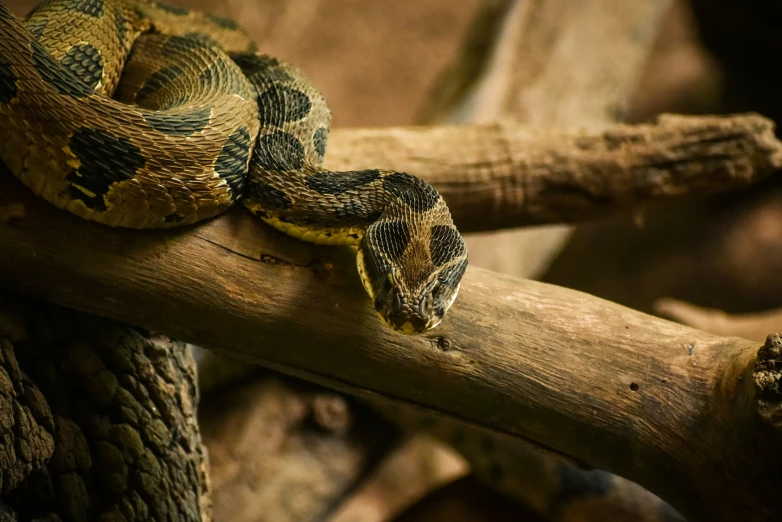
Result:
[0, 0, 468, 334]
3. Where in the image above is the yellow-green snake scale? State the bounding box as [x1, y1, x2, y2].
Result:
[0, 0, 468, 334]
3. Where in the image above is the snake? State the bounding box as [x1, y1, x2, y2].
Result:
[0, 0, 468, 335]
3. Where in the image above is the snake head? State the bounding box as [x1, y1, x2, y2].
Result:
[357, 220, 468, 335]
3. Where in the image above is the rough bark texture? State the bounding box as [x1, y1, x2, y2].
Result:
[0, 310, 54, 496]
[0, 296, 208, 521]
[754, 334, 782, 431]
[0, 172, 779, 521]
[325, 113, 782, 232]
[195, 350, 469, 522]
[369, 399, 685, 522]
[541, 0, 782, 323]
[3, 0, 781, 520]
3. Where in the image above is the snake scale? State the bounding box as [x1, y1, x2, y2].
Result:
[0, 0, 467, 335]
[0, 2, 691, 520]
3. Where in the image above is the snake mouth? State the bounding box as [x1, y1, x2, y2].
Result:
[381, 302, 439, 335]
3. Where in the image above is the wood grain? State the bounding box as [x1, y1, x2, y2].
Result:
[326, 113, 782, 232]
[0, 160, 778, 520]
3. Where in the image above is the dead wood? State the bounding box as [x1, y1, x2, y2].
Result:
[4, 1, 776, 516]
[542, 0, 782, 317]
[543, 171, 782, 316]
[0, 296, 207, 521]
[185, 348, 467, 522]
[325, 113, 782, 232]
[656, 299, 782, 343]
[0, 171, 780, 521]
[391, 1, 693, 519]
[0, 309, 53, 496]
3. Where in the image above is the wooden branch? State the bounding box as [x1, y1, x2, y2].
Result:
[656, 299, 782, 343]
[325, 113, 782, 232]
[418, 0, 675, 280]
[0, 171, 779, 521]
[0, 296, 208, 520]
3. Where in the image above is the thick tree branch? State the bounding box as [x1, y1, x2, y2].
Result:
[0, 169, 779, 521]
[656, 299, 782, 342]
[0, 297, 208, 520]
[326, 113, 782, 232]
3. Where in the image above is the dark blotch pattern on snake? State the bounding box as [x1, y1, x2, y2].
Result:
[0, 0, 467, 335]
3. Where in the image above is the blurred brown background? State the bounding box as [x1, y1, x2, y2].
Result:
[7, 0, 487, 127]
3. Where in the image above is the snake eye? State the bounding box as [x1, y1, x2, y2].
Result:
[383, 273, 394, 293]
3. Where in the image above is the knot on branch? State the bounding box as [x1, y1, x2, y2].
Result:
[754, 334, 782, 428]
[755, 334, 782, 397]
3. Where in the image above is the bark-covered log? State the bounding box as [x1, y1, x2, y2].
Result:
[0, 310, 53, 496]
[656, 299, 782, 343]
[368, 398, 686, 522]
[326, 113, 782, 232]
[0, 168, 779, 521]
[0, 296, 208, 521]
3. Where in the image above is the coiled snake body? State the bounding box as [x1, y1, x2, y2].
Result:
[0, 0, 467, 334]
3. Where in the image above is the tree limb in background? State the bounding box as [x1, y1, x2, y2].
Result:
[420, 0, 675, 280]
[656, 298, 782, 342]
[199, 372, 401, 522]
[0, 172, 779, 521]
[326, 113, 782, 232]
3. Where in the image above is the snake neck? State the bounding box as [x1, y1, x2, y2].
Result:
[240, 160, 468, 335]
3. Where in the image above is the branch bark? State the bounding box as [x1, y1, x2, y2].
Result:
[326, 113, 782, 232]
[656, 299, 782, 343]
[0, 296, 208, 521]
[0, 170, 779, 521]
[428, 0, 674, 280]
